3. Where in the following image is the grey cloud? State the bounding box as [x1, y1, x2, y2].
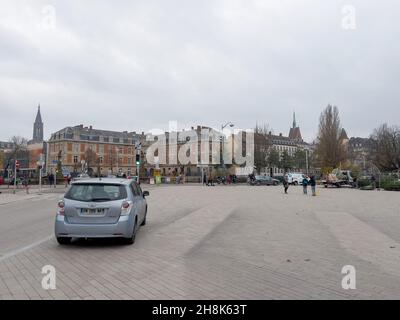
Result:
[0, 0, 399, 142]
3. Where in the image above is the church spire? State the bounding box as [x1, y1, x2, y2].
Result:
[35, 104, 42, 124]
[33, 104, 44, 142]
[293, 111, 297, 128]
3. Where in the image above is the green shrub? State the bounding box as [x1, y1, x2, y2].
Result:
[381, 180, 400, 191]
[357, 179, 371, 188]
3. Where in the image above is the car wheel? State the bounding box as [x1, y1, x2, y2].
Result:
[124, 218, 138, 245]
[56, 237, 71, 245]
[274, 182, 278, 186]
[293, 181, 298, 186]
[141, 208, 147, 226]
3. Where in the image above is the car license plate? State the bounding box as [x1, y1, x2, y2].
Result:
[81, 208, 104, 215]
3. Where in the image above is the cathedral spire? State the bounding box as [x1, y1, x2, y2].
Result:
[293, 111, 297, 128]
[33, 104, 44, 142]
[35, 104, 42, 124]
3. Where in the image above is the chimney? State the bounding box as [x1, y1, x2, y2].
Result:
[279, 133, 282, 136]
[89, 126, 93, 130]
[269, 131, 272, 135]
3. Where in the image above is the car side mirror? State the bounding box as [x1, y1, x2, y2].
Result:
[143, 191, 150, 197]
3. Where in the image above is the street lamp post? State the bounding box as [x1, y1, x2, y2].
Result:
[135, 142, 142, 184]
[13, 159, 19, 194]
[37, 154, 45, 194]
[305, 149, 309, 176]
[116, 147, 120, 175]
[221, 122, 234, 168]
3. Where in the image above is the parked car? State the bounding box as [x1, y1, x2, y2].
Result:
[0, 176, 4, 185]
[73, 173, 90, 181]
[287, 173, 306, 185]
[249, 175, 280, 186]
[55, 178, 150, 245]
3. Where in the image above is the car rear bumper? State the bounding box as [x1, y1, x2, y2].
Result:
[55, 215, 134, 238]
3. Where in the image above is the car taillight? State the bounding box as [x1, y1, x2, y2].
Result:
[121, 201, 132, 215]
[122, 201, 130, 209]
[57, 200, 65, 216]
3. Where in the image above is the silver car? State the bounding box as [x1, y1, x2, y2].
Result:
[55, 178, 149, 245]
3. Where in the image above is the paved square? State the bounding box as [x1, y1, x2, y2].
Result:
[1, 185, 400, 299]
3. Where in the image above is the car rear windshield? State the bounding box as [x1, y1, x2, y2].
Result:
[65, 183, 127, 202]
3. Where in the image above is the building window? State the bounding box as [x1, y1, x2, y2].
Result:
[73, 144, 79, 153]
[99, 157, 103, 164]
[74, 156, 79, 163]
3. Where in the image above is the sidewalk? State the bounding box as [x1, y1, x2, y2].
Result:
[0, 192, 43, 205]
[0, 186, 66, 205]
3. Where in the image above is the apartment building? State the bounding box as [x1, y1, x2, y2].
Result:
[47, 125, 143, 176]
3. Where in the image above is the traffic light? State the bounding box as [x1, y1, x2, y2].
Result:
[135, 154, 140, 165]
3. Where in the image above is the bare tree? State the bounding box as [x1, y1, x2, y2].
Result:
[254, 123, 272, 174]
[280, 150, 294, 174]
[8, 136, 28, 156]
[84, 149, 100, 176]
[370, 124, 400, 171]
[4, 136, 28, 171]
[315, 105, 347, 169]
[266, 148, 280, 177]
[293, 149, 307, 171]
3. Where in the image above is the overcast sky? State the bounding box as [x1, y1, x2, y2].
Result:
[1, 0, 399, 142]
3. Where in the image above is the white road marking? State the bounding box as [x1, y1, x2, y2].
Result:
[0, 235, 54, 262]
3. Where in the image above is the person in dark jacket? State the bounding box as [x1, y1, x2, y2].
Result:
[283, 174, 289, 194]
[309, 175, 317, 196]
[48, 173, 55, 187]
[302, 176, 309, 195]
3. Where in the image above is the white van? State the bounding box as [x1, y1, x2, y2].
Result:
[287, 173, 306, 185]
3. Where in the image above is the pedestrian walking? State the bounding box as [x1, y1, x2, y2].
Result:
[371, 175, 376, 189]
[48, 173, 54, 187]
[203, 174, 208, 186]
[302, 176, 309, 195]
[283, 174, 289, 194]
[64, 176, 68, 188]
[310, 175, 317, 196]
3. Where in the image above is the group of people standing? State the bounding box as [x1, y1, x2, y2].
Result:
[283, 174, 317, 196]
